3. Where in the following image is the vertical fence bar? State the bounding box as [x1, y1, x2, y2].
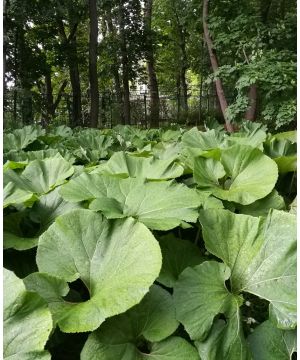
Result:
[143, 94, 147, 128]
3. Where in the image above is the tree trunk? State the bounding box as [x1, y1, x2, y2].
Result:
[173, 4, 188, 115]
[88, 0, 99, 128]
[144, 0, 159, 128]
[176, 75, 181, 121]
[244, 84, 257, 121]
[3, 0, 7, 106]
[57, 19, 82, 127]
[45, 71, 54, 121]
[69, 36, 82, 127]
[118, 0, 131, 125]
[202, 0, 234, 132]
[105, 13, 124, 124]
[180, 66, 188, 113]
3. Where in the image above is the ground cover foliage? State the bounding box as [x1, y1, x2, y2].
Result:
[3, 122, 297, 359]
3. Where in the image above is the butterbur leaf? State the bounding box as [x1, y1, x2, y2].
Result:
[182, 127, 224, 150]
[193, 157, 226, 188]
[29, 187, 83, 230]
[236, 190, 286, 216]
[3, 125, 45, 152]
[224, 122, 267, 150]
[195, 308, 251, 360]
[264, 137, 297, 173]
[248, 320, 296, 360]
[4, 188, 82, 250]
[4, 149, 75, 164]
[60, 175, 202, 230]
[199, 209, 296, 329]
[4, 182, 38, 208]
[173, 261, 242, 341]
[26, 209, 162, 333]
[4, 268, 52, 359]
[82, 285, 178, 346]
[4, 213, 39, 250]
[3, 156, 74, 207]
[81, 336, 199, 360]
[81, 291, 197, 360]
[157, 234, 204, 287]
[194, 144, 278, 205]
[95, 151, 184, 179]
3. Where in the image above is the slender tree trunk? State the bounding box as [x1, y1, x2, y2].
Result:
[244, 85, 257, 121]
[173, 4, 188, 115]
[18, 29, 33, 125]
[105, 13, 125, 124]
[180, 66, 188, 113]
[3, 0, 8, 108]
[176, 75, 181, 121]
[113, 69, 124, 124]
[57, 19, 82, 127]
[69, 36, 82, 127]
[88, 0, 99, 128]
[202, 0, 234, 132]
[45, 71, 54, 120]
[144, 0, 159, 128]
[118, 0, 131, 125]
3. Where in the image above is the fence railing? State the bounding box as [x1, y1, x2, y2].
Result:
[3, 88, 222, 129]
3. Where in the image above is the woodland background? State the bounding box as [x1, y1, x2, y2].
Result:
[3, 0, 297, 131]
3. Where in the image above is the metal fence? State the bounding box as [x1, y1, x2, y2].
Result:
[3, 87, 222, 129]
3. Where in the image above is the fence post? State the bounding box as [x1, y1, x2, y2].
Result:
[143, 94, 147, 128]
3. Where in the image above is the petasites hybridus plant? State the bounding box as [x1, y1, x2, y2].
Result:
[3, 124, 297, 359]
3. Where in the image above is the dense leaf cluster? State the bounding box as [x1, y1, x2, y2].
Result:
[3, 123, 296, 359]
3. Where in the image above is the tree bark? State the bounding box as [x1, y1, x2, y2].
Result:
[105, 13, 125, 124]
[202, 0, 234, 132]
[118, 0, 131, 125]
[176, 75, 181, 121]
[69, 37, 83, 127]
[88, 0, 100, 128]
[173, 3, 188, 115]
[45, 71, 54, 120]
[244, 85, 257, 121]
[144, 0, 159, 128]
[57, 19, 82, 127]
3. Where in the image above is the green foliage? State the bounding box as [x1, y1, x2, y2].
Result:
[3, 124, 297, 359]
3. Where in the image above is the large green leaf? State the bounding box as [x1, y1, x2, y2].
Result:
[81, 336, 199, 360]
[157, 234, 204, 287]
[94, 151, 184, 179]
[4, 182, 37, 208]
[60, 175, 202, 230]
[199, 209, 296, 329]
[3, 125, 45, 152]
[3, 156, 74, 207]
[194, 144, 278, 205]
[182, 127, 224, 150]
[236, 190, 286, 216]
[4, 212, 39, 250]
[29, 187, 83, 230]
[195, 310, 251, 360]
[264, 137, 297, 173]
[4, 188, 82, 250]
[4, 149, 76, 165]
[25, 209, 162, 332]
[224, 122, 267, 150]
[4, 268, 52, 359]
[174, 261, 241, 340]
[81, 285, 179, 359]
[248, 320, 296, 360]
